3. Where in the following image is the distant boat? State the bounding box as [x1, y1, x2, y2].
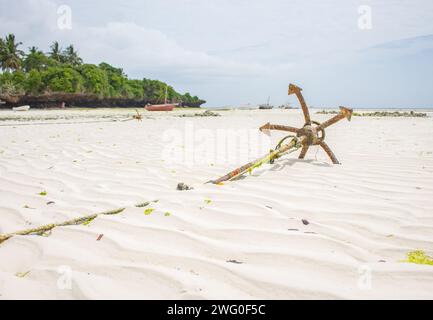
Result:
[12, 105, 30, 111]
[278, 103, 294, 109]
[145, 103, 177, 111]
[258, 96, 273, 109]
[145, 85, 178, 111]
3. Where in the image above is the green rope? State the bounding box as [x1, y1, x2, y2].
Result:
[270, 135, 301, 164]
[0, 200, 158, 244]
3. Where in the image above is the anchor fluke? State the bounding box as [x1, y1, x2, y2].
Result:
[288, 83, 303, 95]
[259, 122, 272, 136]
[339, 106, 353, 121]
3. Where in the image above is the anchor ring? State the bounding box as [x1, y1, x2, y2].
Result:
[298, 120, 325, 145]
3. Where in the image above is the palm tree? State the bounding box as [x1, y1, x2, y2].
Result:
[0, 37, 4, 67]
[0, 34, 24, 71]
[48, 41, 63, 62]
[63, 45, 82, 66]
[23, 46, 48, 72]
[28, 46, 40, 55]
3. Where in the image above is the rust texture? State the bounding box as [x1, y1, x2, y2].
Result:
[208, 137, 303, 184]
[259, 123, 299, 134]
[262, 83, 353, 164]
[288, 84, 311, 124]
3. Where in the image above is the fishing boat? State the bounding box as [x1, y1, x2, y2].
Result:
[145, 103, 177, 111]
[145, 85, 178, 111]
[258, 96, 273, 109]
[12, 105, 30, 111]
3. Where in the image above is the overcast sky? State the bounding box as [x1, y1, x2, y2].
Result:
[1, 0, 433, 107]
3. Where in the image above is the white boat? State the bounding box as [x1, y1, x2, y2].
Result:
[12, 105, 30, 111]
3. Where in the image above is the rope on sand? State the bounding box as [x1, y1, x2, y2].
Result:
[0, 200, 158, 244]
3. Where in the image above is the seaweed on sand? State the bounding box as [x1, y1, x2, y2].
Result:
[0, 200, 157, 244]
[403, 250, 433, 266]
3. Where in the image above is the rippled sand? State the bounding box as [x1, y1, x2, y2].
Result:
[0, 108, 432, 299]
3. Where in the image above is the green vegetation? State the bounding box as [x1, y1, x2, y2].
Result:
[144, 208, 154, 215]
[403, 250, 433, 266]
[0, 34, 204, 106]
[15, 271, 31, 278]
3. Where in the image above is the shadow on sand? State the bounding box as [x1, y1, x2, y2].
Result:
[270, 158, 332, 172]
[232, 158, 332, 181]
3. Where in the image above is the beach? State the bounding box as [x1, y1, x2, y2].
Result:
[0, 108, 432, 299]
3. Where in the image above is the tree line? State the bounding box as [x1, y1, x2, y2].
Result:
[0, 34, 204, 106]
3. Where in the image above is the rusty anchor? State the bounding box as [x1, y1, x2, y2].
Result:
[208, 84, 353, 184]
[259, 84, 352, 164]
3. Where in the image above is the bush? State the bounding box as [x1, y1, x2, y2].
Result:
[24, 69, 43, 95]
[0, 71, 25, 95]
[77, 64, 110, 96]
[41, 66, 83, 93]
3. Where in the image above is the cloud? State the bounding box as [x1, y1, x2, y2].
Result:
[79, 22, 274, 80]
[0, 0, 58, 42]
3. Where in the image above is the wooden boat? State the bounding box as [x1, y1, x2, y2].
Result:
[145, 103, 177, 111]
[145, 85, 178, 111]
[12, 105, 30, 111]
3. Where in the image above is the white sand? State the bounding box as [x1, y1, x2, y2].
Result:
[0, 108, 432, 299]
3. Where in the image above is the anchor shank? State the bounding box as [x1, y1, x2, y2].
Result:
[295, 91, 311, 125]
[209, 136, 305, 184]
[288, 84, 311, 125]
[298, 145, 309, 159]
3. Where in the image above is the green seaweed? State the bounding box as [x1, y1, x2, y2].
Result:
[403, 250, 433, 266]
[135, 202, 150, 208]
[39, 191, 47, 196]
[82, 216, 96, 226]
[15, 271, 30, 278]
[144, 208, 154, 215]
[103, 208, 125, 215]
[136, 199, 158, 208]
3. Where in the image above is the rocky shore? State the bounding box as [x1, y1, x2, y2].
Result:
[0, 93, 205, 109]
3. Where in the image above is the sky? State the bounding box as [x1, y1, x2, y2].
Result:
[1, 0, 433, 108]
